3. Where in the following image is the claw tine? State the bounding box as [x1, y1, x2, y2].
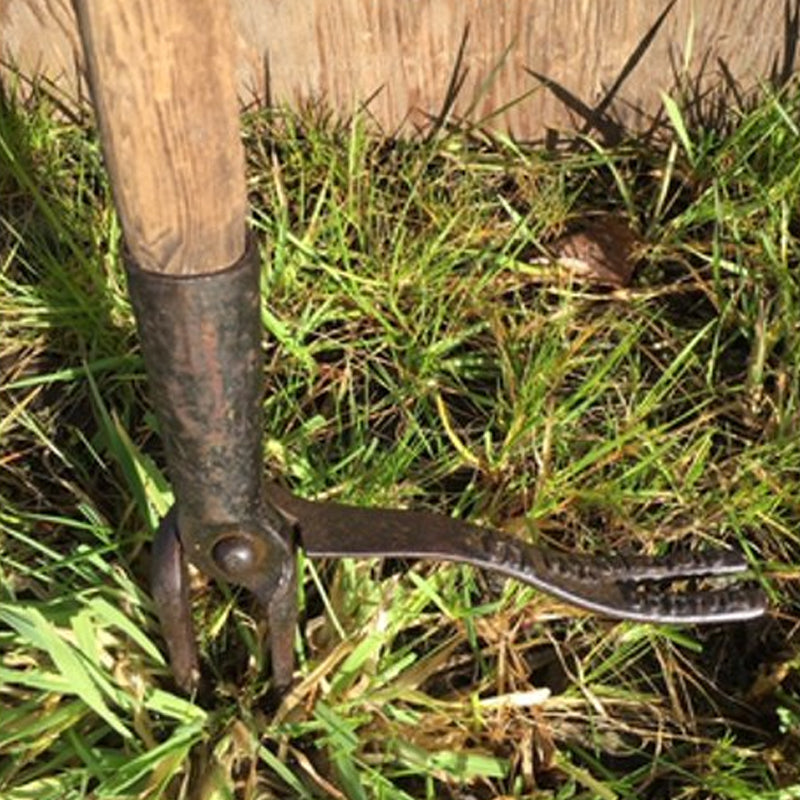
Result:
[151, 507, 200, 692]
[252, 559, 298, 689]
[618, 548, 750, 581]
[619, 584, 769, 624]
[566, 547, 752, 582]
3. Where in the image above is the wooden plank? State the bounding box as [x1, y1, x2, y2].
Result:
[235, 0, 795, 140]
[72, 0, 247, 275]
[5, 0, 798, 142]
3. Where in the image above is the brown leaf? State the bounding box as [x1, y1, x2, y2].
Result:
[546, 214, 641, 287]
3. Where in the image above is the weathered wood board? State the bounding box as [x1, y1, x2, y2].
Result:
[2, 0, 798, 139]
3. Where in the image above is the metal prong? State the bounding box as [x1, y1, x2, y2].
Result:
[151, 506, 200, 692]
[616, 583, 769, 624]
[247, 551, 297, 689]
[537, 547, 749, 582]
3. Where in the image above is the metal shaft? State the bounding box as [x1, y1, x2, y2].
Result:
[126, 236, 297, 689]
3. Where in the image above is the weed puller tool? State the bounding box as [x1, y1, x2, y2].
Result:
[127, 234, 767, 691]
[76, 0, 768, 693]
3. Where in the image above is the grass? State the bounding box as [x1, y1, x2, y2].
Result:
[1, 74, 799, 799]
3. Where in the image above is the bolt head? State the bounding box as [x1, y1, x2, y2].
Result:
[212, 535, 258, 580]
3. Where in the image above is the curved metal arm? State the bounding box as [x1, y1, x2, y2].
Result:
[265, 483, 767, 625]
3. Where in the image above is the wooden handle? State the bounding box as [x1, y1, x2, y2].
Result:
[74, 0, 248, 275]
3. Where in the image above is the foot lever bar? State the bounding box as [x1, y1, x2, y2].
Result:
[151, 482, 767, 690]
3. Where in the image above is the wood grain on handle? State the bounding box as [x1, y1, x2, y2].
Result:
[74, 0, 247, 275]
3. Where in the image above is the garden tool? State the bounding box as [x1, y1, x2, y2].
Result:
[72, 0, 769, 693]
[126, 233, 768, 693]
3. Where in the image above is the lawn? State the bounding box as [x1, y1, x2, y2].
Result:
[1, 76, 799, 798]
